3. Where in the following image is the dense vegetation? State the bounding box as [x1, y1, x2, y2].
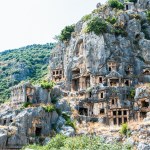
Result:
[108, 0, 124, 10]
[23, 134, 132, 150]
[85, 17, 107, 35]
[59, 25, 75, 41]
[0, 44, 55, 102]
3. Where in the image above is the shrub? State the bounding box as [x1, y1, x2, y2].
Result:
[146, 11, 150, 23]
[59, 25, 75, 41]
[129, 14, 141, 20]
[120, 123, 130, 136]
[108, 0, 124, 9]
[51, 97, 58, 104]
[128, 0, 138, 3]
[41, 80, 55, 89]
[23, 135, 132, 150]
[106, 16, 117, 24]
[42, 104, 56, 113]
[22, 102, 32, 108]
[85, 17, 107, 35]
[65, 119, 76, 130]
[130, 89, 135, 99]
[45, 134, 67, 149]
[82, 14, 91, 22]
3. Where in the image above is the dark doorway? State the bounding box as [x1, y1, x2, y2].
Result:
[141, 101, 149, 108]
[100, 109, 105, 114]
[113, 118, 117, 125]
[79, 107, 88, 116]
[140, 112, 147, 119]
[118, 118, 122, 125]
[35, 127, 42, 136]
[3, 120, 6, 125]
[124, 110, 127, 115]
[118, 110, 122, 116]
[126, 5, 128, 10]
[27, 96, 30, 103]
[99, 77, 102, 83]
[124, 117, 127, 123]
[125, 80, 129, 86]
[113, 111, 116, 116]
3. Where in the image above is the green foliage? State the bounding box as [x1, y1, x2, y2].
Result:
[106, 16, 117, 24]
[0, 44, 54, 102]
[45, 134, 67, 150]
[23, 134, 132, 150]
[55, 108, 62, 115]
[59, 25, 75, 41]
[82, 14, 91, 22]
[130, 89, 135, 99]
[41, 80, 55, 89]
[108, 0, 124, 10]
[146, 11, 150, 23]
[85, 17, 107, 35]
[120, 123, 130, 136]
[51, 96, 58, 104]
[22, 102, 32, 108]
[42, 104, 56, 113]
[62, 113, 76, 130]
[128, 0, 138, 3]
[129, 14, 141, 20]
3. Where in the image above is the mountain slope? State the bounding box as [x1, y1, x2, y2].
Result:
[0, 43, 55, 102]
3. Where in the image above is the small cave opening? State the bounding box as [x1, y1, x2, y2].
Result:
[79, 107, 88, 116]
[35, 127, 42, 136]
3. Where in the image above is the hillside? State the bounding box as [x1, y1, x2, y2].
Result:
[0, 43, 55, 102]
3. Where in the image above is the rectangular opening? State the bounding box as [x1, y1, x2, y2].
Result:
[86, 76, 90, 88]
[100, 92, 104, 98]
[53, 71, 55, 75]
[112, 99, 115, 105]
[124, 117, 127, 123]
[141, 101, 149, 108]
[100, 109, 105, 114]
[125, 80, 129, 86]
[123, 110, 127, 115]
[113, 118, 117, 125]
[126, 5, 128, 10]
[118, 110, 122, 116]
[113, 111, 116, 116]
[110, 79, 119, 87]
[140, 112, 147, 119]
[35, 127, 42, 136]
[99, 77, 102, 83]
[56, 71, 58, 75]
[3, 120, 6, 125]
[79, 107, 88, 116]
[60, 70, 62, 74]
[118, 118, 122, 125]
[72, 79, 79, 91]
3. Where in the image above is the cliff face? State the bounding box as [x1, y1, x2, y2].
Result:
[49, 0, 150, 126]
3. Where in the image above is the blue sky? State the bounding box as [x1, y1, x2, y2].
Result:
[0, 0, 107, 52]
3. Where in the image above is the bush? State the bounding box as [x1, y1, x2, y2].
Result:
[41, 80, 55, 89]
[45, 134, 67, 149]
[146, 11, 150, 23]
[82, 14, 91, 22]
[59, 25, 75, 41]
[108, 0, 124, 9]
[106, 16, 117, 24]
[130, 89, 135, 99]
[23, 135, 132, 150]
[129, 14, 141, 20]
[85, 17, 107, 35]
[42, 104, 56, 113]
[120, 123, 130, 136]
[22, 102, 32, 108]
